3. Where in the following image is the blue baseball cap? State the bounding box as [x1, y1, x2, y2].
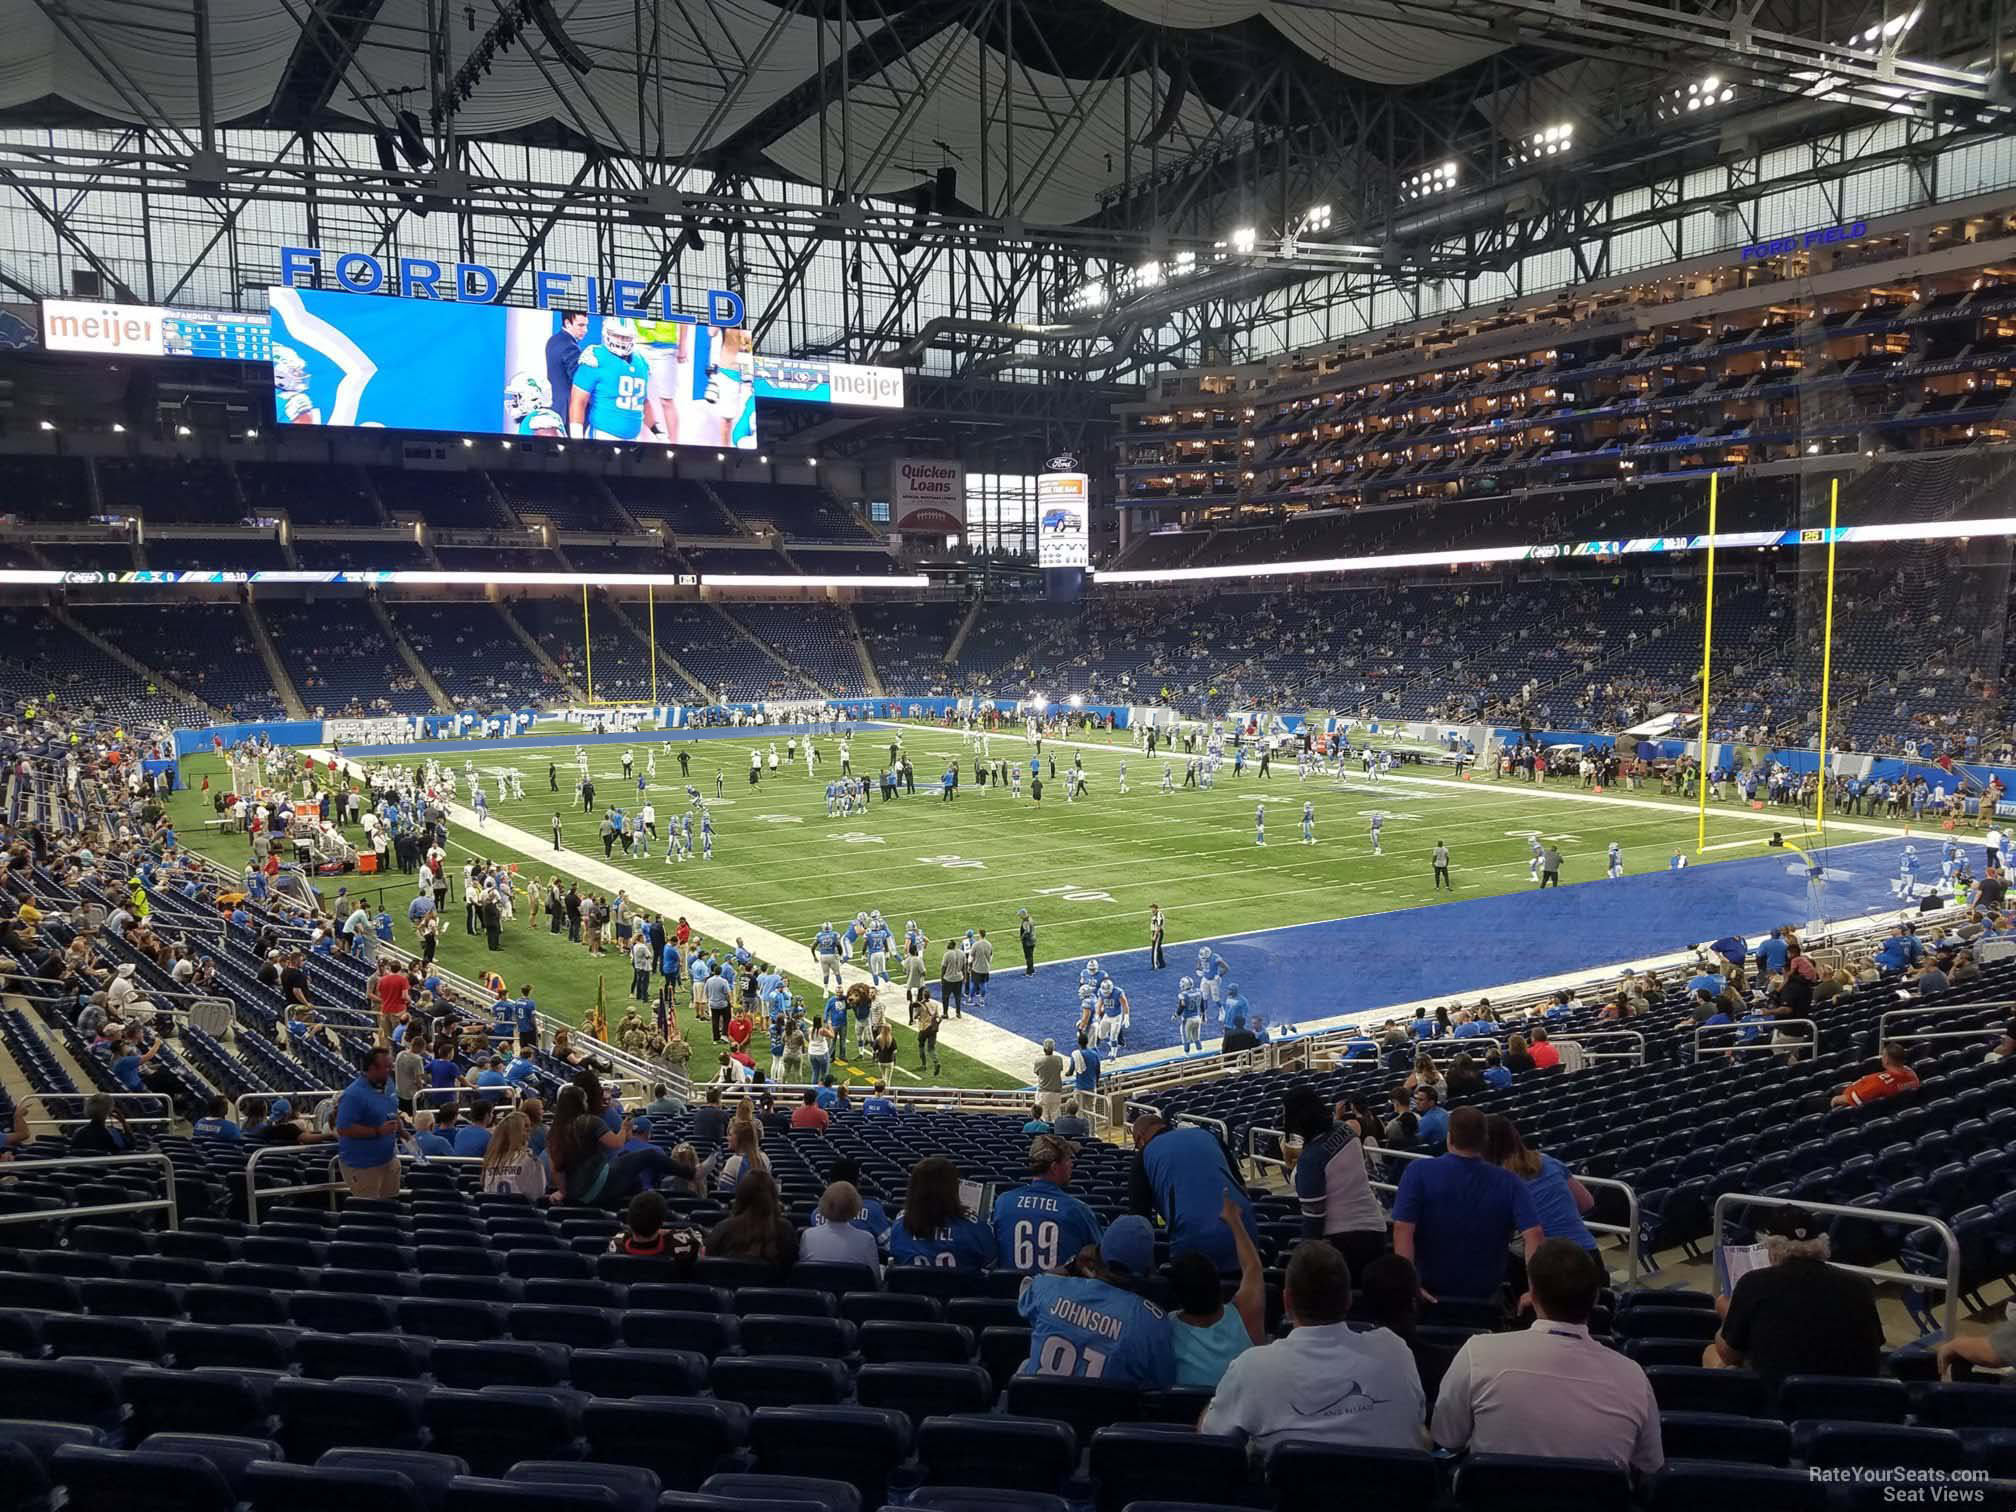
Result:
[269, 1098, 292, 1119]
[1100, 1215, 1155, 1277]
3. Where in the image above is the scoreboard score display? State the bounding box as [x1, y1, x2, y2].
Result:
[40, 299, 273, 362]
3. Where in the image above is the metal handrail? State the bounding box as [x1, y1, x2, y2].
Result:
[243, 1146, 491, 1221]
[17, 1091, 174, 1130]
[228, 1089, 338, 1123]
[1249, 1145, 1645, 1282]
[1564, 1029, 1647, 1065]
[1877, 1003, 2016, 1048]
[0, 1152, 178, 1230]
[1694, 1018, 1818, 1056]
[1711, 1190, 1962, 1336]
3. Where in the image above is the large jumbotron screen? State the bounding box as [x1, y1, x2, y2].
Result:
[266, 285, 758, 449]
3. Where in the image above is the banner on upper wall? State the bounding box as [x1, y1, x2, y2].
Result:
[891, 460, 965, 533]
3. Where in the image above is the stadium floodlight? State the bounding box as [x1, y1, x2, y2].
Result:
[245, 428, 259, 439]
[1068, 694, 1084, 708]
[1507, 122, 1574, 166]
[1136, 259, 1163, 289]
[37, 420, 53, 431]
[111, 423, 124, 433]
[716, 452, 726, 462]
[176, 425, 191, 436]
[807, 458, 818, 467]
[1228, 226, 1257, 253]
[1401, 163, 1458, 200]
[1032, 694, 1049, 710]
[1658, 74, 1736, 118]
[461, 437, 474, 448]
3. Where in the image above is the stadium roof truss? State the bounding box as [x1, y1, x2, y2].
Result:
[0, 0, 2007, 447]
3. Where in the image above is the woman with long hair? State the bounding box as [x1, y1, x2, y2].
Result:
[1280, 1083, 1388, 1284]
[703, 1116, 770, 1191]
[545, 1088, 672, 1208]
[1404, 1053, 1445, 1093]
[705, 1170, 799, 1267]
[889, 1155, 997, 1269]
[480, 1109, 546, 1199]
[1503, 1034, 1536, 1074]
[1484, 1113, 1597, 1251]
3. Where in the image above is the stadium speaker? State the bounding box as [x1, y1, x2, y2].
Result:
[70, 268, 102, 299]
[375, 132, 428, 217]
[395, 109, 433, 169]
[931, 165, 957, 215]
[526, 0, 594, 74]
[895, 186, 933, 258]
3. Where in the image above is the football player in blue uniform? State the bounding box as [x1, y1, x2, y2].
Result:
[505, 372, 564, 436]
[1607, 841, 1623, 879]
[812, 922, 843, 990]
[1175, 976, 1204, 1052]
[568, 318, 650, 441]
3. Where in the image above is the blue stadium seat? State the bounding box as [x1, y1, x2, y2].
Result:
[1136, 1389, 1215, 1426]
[622, 1283, 733, 1314]
[858, 1322, 974, 1364]
[1655, 1411, 1789, 1465]
[0, 1312, 41, 1357]
[0, 1418, 105, 1462]
[397, 1298, 507, 1341]
[246, 1460, 431, 1512]
[137, 1433, 283, 1497]
[736, 1289, 837, 1320]
[842, 1294, 942, 1326]
[522, 1280, 624, 1310]
[1795, 1421, 1969, 1471]
[43, 1314, 160, 1363]
[697, 1259, 793, 1291]
[508, 1461, 661, 1512]
[1914, 1382, 2016, 1429]
[1004, 1376, 1141, 1441]
[425, 1388, 585, 1477]
[1267, 1441, 1441, 1510]
[905, 1490, 1070, 1512]
[855, 1364, 995, 1429]
[79, 1279, 179, 1320]
[291, 1291, 395, 1333]
[739, 1316, 856, 1360]
[416, 1276, 517, 1305]
[915, 1414, 1076, 1494]
[163, 1324, 295, 1373]
[185, 1285, 288, 1327]
[125, 1364, 276, 1439]
[0, 1360, 125, 1433]
[624, 1310, 738, 1357]
[1646, 1462, 1828, 1510]
[1614, 1307, 1720, 1342]
[787, 1264, 881, 1297]
[506, 1251, 594, 1281]
[710, 1356, 850, 1409]
[49, 1443, 233, 1510]
[978, 1328, 1034, 1393]
[430, 1340, 568, 1389]
[1643, 1366, 1770, 1416]
[699, 1472, 863, 1512]
[273, 1377, 428, 1460]
[1452, 1453, 1633, 1511]
[888, 1269, 982, 1300]
[506, 1305, 621, 1350]
[749, 1407, 912, 1505]
[945, 1300, 1023, 1334]
[0, 1440, 50, 1512]
[581, 1398, 750, 1492]
[318, 1448, 469, 1512]
[1088, 1426, 1250, 1512]
[300, 1331, 428, 1382]
[441, 1475, 622, 1512]
[1777, 1375, 1909, 1424]
[568, 1348, 707, 1399]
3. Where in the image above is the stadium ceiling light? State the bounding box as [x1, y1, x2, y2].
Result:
[1136, 259, 1163, 289]
[176, 425, 191, 436]
[37, 420, 53, 431]
[1402, 163, 1459, 199]
[760, 454, 770, 464]
[110, 423, 124, 433]
[1658, 73, 1737, 118]
[501, 440, 512, 450]
[807, 458, 817, 467]
[555, 444, 565, 452]
[462, 437, 475, 448]
[716, 452, 725, 462]
[245, 428, 259, 439]
[1228, 226, 1257, 254]
[1068, 694, 1084, 707]
[1506, 121, 1574, 167]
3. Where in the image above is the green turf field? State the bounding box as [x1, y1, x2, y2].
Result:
[165, 727, 1911, 1090]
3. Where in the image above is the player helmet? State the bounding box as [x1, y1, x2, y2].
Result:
[504, 371, 552, 420]
[272, 343, 310, 393]
[1086, 958, 1099, 974]
[1179, 975, 1194, 989]
[822, 921, 834, 932]
[597, 317, 638, 358]
[1905, 844, 1917, 854]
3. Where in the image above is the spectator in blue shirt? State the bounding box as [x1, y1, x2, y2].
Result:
[475, 1056, 510, 1093]
[109, 1033, 159, 1092]
[333, 1047, 402, 1199]
[504, 1050, 539, 1086]
[815, 1076, 842, 1112]
[1756, 928, 1790, 976]
[1392, 1105, 1543, 1300]
[819, 1157, 891, 1241]
[1480, 1051, 1513, 1091]
[994, 1133, 1105, 1273]
[191, 1094, 241, 1142]
[451, 1104, 494, 1158]
[412, 1110, 454, 1157]
[1413, 1085, 1450, 1147]
[1130, 1115, 1257, 1272]
[1710, 934, 1747, 969]
[890, 1155, 998, 1268]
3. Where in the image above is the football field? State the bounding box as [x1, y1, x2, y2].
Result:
[171, 725, 1933, 1088]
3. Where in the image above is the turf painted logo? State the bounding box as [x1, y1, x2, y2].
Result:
[1033, 881, 1115, 903]
[919, 853, 986, 869]
[756, 814, 805, 824]
[830, 832, 887, 845]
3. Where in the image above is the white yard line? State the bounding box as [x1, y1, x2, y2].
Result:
[308, 748, 1044, 1083]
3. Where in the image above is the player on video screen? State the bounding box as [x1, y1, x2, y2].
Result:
[569, 317, 650, 441]
[273, 343, 319, 425]
[703, 326, 757, 449]
[505, 373, 565, 437]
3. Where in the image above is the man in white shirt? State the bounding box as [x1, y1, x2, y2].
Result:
[1201, 1240, 1425, 1453]
[1988, 826, 2008, 872]
[1431, 1239, 1663, 1475]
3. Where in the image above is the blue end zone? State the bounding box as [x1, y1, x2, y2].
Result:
[959, 834, 1954, 1055]
[269, 722, 898, 762]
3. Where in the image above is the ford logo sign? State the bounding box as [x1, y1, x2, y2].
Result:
[1044, 453, 1080, 472]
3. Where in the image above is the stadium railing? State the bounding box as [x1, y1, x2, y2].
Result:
[1243, 1135, 1646, 1284]
[1711, 1190, 1961, 1335]
[229, 1089, 338, 1124]
[17, 1091, 175, 1132]
[1876, 1001, 2015, 1049]
[0, 1152, 178, 1229]
[243, 1148, 487, 1222]
[1692, 1018, 1819, 1058]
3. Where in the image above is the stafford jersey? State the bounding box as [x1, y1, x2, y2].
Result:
[991, 1180, 1104, 1274]
[572, 344, 651, 439]
[1018, 1274, 1175, 1387]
